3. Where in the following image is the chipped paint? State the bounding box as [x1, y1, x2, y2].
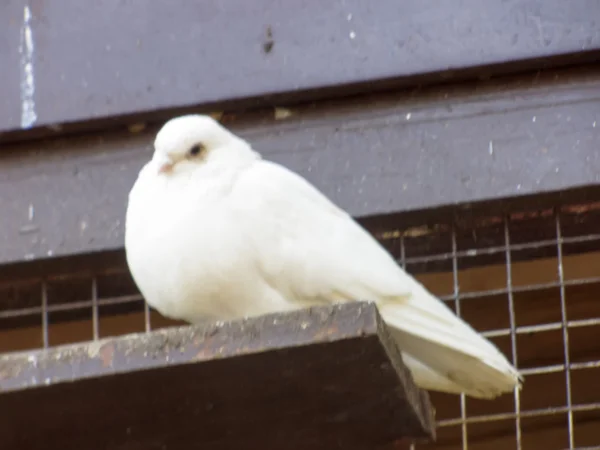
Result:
[19, 5, 37, 129]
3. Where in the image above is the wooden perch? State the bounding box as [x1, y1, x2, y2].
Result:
[0, 302, 435, 450]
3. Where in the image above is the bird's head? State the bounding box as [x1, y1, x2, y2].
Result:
[151, 114, 257, 175]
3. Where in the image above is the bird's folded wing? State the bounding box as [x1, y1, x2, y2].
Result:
[230, 160, 416, 305]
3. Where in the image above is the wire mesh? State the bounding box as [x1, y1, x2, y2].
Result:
[2, 203, 600, 449]
[504, 218, 522, 450]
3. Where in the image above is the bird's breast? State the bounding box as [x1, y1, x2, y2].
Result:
[126, 175, 282, 322]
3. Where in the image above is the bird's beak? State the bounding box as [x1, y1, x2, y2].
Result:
[156, 157, 174, 174]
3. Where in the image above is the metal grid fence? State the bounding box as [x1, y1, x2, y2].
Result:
[1, 202, 600, 449]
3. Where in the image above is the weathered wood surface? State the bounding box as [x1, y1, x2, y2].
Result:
[0, 302, 435, 450]
[1, 0, 599, 135]
[0, 66, 599, 265]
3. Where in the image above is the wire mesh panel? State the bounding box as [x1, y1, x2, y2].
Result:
[2, 201, 600, 449]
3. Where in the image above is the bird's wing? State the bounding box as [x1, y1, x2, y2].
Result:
[230, 160, 415, 305]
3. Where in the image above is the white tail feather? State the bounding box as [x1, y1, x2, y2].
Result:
[400, 353, 469, 396]
[379, 282, 522, 399]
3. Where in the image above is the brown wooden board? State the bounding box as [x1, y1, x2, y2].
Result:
[0, 66, 599, 266]
[0, 302, 435, 450]
[1, 0, 599, 135]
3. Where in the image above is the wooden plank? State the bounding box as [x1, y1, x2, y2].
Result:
[1, 0, 599, 135]
[0, 66, 599, 266]
[0, 302, 435, 450]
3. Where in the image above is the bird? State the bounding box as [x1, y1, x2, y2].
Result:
[125, 114, 522, 399]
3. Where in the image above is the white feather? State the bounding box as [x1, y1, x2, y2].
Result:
[125, 115, 522, 399]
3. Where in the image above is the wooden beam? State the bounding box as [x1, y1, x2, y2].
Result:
[0, 302, 435, 450]
[0, 66, 599, 265]
[1, 0, 599, 136]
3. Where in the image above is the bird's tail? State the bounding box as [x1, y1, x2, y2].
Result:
[379, 281, 522, 399]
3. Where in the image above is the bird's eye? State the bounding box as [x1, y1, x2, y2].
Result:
[189, 144, 203, 157]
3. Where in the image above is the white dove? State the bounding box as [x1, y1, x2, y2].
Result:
[125, 114, 522, 399]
